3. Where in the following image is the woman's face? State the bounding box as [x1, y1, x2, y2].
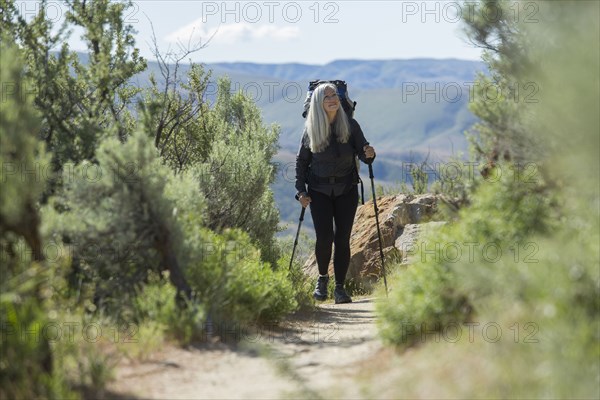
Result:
[322, 87, 340, 114]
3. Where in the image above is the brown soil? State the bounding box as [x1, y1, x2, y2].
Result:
[107, 298, 382, 399]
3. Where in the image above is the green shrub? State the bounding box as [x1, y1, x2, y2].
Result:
[280, 258, 316, 312]
[133, 272, 204, 345]
[377, 261, 467, 346]
[274, 236, 316, 311]
[0, 280, 71, 399]
[43, 129, 195, 317]
[183, 228, 298, 328]
[0, 36, 75, 400]
[377, 167, 553, 346]
[195, 78, 281, 265]
[376, 2, 599, 397]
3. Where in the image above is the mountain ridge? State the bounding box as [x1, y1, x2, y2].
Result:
[207, 58, 486, 89]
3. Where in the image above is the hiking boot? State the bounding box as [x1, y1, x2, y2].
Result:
[313, 275, 329, 301]
[334, 284, 352, 304]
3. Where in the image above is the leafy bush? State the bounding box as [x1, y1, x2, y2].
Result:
[183, 228, 298, 328]
[2, 0, 145, 170]
[0, 37, 75, 399]
[133, 272, 205, 345]
[377, 1, 599, 397]
[280, 260, 316, 313]
[0, 266, 71, 399]
[377, 261, 466, 346]
[196, 78, 281, 264]
[377, 166, 554, 345]
[2, 1, 304, 397]
[273, 235, 316, 311]
[140, 66, 282, 264]
[43, 129, 194, 317]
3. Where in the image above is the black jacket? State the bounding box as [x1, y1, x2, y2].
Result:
[295, 118, 373, 198]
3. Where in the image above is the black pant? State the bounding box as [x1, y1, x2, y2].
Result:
[309, 186, 359, 285]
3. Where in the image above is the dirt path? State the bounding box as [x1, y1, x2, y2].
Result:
[107, 298, 383, 399]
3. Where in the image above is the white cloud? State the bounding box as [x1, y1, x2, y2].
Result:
[165, 21, 299, 45]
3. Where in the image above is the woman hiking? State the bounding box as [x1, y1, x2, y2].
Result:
[295, 82, 376, 304]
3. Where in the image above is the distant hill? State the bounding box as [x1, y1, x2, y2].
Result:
[208, 59, 483, 89]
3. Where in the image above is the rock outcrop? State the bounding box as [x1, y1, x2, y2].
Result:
[302, 193, 447, 288]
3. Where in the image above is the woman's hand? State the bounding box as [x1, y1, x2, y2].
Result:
[298, 193, 312, 208]
[364, 145, 376, 160]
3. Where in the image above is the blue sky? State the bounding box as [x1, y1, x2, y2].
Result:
[32, 0, 484, 64]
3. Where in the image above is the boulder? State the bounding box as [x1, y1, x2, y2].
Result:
[302, 193, 445, 288]
[395, 222, 447, 264]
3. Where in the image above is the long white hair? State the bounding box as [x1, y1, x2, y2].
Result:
[304, 83, 350, 153]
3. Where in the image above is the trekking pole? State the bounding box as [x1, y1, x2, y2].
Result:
[289, 207, 306, 270]
[368, 162, 388, 296]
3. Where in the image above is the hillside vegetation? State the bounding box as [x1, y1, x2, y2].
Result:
[377, 1, 599, 398]
[0, 1, 310, 397]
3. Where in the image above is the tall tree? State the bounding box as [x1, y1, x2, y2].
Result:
[0, 35, 50, 261]
[1, 0, 146, 173]
[196, 78, 281, 263]
[0, 36, 56, 399]
[462, 0, 543, 170]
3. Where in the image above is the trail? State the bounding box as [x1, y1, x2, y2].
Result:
[107, 298, 383, 399]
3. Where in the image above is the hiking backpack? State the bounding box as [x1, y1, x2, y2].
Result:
[301, 80, 356, 119]
[301, 79, 364, 204]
